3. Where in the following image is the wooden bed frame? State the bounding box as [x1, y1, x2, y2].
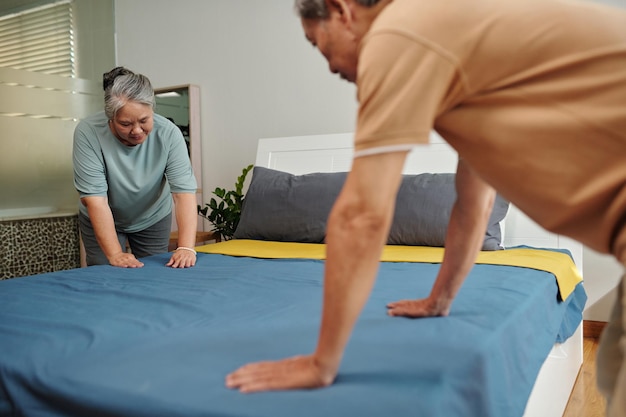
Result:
[255, 132, 584, 417]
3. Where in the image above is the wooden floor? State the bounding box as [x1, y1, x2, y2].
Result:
[563, 323, 607, 417]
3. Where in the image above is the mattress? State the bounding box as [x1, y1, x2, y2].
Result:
[0, 244, 586, 417]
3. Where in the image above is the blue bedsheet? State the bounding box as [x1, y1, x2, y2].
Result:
[0, 252, 586, 417]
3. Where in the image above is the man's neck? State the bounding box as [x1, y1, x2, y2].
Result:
[349, 0, 394, 41]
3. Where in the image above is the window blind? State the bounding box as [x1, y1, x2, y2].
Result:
[0, 1, 74, 77]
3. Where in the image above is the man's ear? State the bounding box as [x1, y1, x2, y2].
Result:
[326, 0, 354, 24]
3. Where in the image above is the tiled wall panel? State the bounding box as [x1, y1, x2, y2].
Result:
[0, 215, 80, 279]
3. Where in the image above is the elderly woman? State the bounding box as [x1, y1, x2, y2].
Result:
[73, 67, 198, 268]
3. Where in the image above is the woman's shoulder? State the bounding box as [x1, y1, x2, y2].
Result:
[152, 113, 184, 141]
[82, 110, 107, 123]
[152, 112, 175, 129]
[74, 111, 110, 143]
[77, 111, 108, 130]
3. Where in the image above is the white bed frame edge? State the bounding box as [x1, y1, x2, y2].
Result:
[256, 132, 583, 417]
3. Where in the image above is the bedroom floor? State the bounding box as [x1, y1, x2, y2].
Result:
[563, 325, 606, 417]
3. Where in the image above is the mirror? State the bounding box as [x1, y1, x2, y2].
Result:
[154, 84, 204, 234]
[155, 86, 191, 155]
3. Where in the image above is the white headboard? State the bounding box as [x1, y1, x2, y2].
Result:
[255, 132, 583, 270]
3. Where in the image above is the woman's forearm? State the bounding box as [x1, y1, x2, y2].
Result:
[172, 192, 198, 248]
[82, 196, 124, 260]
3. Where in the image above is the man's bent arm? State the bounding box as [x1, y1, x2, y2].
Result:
[387, 159, 496, 317]
[225, 150, 408, 392]
[314, 151, 408, 377]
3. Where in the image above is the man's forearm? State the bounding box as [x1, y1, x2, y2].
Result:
[312, 153, 405, 375]
[428, 201, 491, 310]
[427, 162, 496, 313]
[314, 207, 392, 374]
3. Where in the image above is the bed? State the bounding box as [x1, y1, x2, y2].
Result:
[0, 132, 586, 417]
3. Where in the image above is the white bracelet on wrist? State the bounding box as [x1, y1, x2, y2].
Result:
[176, 246, 197, 255]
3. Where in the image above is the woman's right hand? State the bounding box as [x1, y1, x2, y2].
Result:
[108, 252, 144, 268]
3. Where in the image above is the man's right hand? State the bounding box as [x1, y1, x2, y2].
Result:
[387, 296, 451, 318]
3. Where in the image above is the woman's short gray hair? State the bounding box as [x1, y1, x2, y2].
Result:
[104, 72, 155, 119]
[294, 0, 381, 19]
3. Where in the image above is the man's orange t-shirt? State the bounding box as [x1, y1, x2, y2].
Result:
[355, 0, 626, 261]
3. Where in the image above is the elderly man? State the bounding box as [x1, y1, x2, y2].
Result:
[226, 0, 626, 414]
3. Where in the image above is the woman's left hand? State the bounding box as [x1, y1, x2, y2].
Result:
[166, 248, 197, 268]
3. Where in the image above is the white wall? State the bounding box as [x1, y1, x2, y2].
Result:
[114, 0, 357, 202]
[594, 0, 626, 6]
[114, 0, 624, 321]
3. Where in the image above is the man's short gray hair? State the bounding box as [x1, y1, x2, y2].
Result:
[103, 70, 155, 119]
[294, 0, 381, 19]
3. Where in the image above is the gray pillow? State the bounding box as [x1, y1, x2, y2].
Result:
[234, 167, 509, 250]
[389, 173, 509, 250]
[234, 167, 346, 243]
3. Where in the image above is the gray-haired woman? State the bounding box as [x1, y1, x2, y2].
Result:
[73, 66, 198, 268]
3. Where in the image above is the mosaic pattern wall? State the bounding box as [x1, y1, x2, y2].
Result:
[0, 215, 81, 280]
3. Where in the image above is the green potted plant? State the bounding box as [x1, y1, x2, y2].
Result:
[198, 164, 254, 241]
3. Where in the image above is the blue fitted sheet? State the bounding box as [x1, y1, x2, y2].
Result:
[0, 251, 586, 417]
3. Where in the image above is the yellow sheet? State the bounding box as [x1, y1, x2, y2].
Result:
[196, 240, 583, 300]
